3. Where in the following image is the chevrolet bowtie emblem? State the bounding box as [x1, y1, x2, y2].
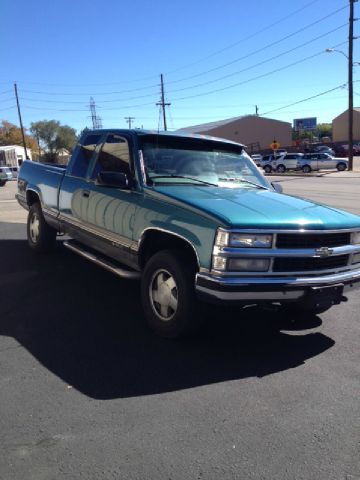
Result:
[315, 246, 334, 257]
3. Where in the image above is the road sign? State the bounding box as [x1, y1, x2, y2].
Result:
[270, 141, 280, 150]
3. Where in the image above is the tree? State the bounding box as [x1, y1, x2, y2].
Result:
[316, 123, 332, 140]
[0, 120, 38, 154]
[30, 120, 77, 162]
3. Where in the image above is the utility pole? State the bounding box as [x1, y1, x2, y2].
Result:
[124, 117, 135, 129]
[14, 82, 29, 160]
[255, 105, 259, 116]
[348, 0, 356, 171]
[156, 74, 171, 131]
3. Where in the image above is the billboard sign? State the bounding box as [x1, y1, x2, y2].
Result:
[293, 117, 317, 131]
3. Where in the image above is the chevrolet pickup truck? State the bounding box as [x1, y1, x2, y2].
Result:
[16, 129, 360, 337]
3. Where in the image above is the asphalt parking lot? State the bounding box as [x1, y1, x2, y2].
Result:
[0, 178, 359, 480]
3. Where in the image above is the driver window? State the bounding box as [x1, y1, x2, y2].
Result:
[91, 134, 131, 179]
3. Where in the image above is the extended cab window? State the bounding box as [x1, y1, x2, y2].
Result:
[91, 134, 131, 180]
[71, 134, 102, 178]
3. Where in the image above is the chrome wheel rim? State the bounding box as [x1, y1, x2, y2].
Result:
[29, 213, 40, 243]
[149, 269, 178, 321]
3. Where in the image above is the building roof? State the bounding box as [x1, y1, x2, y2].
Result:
[177, 115, 291, 134]
[332, 107, 360, 121]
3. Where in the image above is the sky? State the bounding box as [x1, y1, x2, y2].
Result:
[1, 0, 359, 134]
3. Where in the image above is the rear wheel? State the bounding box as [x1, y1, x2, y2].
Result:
[336, 162, 346, 171]
[141, 250, 201, 338]
[0, 180, 6, 187]
[302, 165, 311, 174]
[276, 164, 286, 173]
[27, 202, 57, 252]
[264, 165, 272, 174]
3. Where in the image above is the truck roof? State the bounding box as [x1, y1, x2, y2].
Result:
[81, 129, 246, 148]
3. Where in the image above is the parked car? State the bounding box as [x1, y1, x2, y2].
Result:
[250, 153, 262, 166]
[313, 145, 335, 156]
[262, 153, 304, 173]
[259, 153, 284, 173]
[0, 166, 13, 186]
[9, 166, 19, 179]
[299, 153, 348, 173]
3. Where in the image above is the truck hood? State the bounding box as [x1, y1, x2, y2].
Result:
[152, 185, 360, 230]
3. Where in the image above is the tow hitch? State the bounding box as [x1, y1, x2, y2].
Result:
[304, 284, 348, 309]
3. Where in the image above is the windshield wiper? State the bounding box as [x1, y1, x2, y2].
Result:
[149, 175, 218, 187]
[218, 177, 268, 190]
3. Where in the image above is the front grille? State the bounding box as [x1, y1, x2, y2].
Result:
[273, 254, 349, 272]
[276, 232, 351, 249]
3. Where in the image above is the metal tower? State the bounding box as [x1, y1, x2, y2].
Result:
[89, 97, 103, 129]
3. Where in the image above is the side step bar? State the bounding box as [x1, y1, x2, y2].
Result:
[63, 240, 141, 280]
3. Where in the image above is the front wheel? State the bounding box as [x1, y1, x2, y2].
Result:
[141, 250, 201, 338]
[0, 180, 6, 187]
[302, 165, 311, 174]
[27, 202, 57, 252]
[276, 164, 286, 173]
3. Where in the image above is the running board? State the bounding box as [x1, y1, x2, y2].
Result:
[63, 240, 141, 280]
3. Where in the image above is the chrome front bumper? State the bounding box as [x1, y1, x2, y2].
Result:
[195, 267, 360, 302]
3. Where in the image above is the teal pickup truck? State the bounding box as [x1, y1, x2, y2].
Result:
[16, 129, 360, 337]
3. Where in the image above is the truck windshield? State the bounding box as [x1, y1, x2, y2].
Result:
[141, 135, 270, 189]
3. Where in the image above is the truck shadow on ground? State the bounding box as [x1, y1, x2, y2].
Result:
[0, 228, 335, 399]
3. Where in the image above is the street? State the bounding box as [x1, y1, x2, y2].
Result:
[0, 178, 359, 480]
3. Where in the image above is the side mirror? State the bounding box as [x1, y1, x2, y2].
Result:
[96, 171, 130, 189]
[271, 182, 283, 194]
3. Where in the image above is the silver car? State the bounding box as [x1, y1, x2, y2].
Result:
[299, 153, 348, 173]
[270, 153, 304, 173]
[0, 166, 13, 186]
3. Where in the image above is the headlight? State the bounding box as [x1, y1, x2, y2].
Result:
[351, 232, 360, 245]
[215, 230, 273, 248]
[230, 233, 272, 248]
[228, 258, 270, 272]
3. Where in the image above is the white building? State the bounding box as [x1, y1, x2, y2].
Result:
[0, 145, 32, 167]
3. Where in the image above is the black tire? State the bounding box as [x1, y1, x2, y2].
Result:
[336, 162, 346, 171]
[302, 165, 311, 174]
[276, 164, 286, 173]
[141, 250, 201, 338]
[27, 202, 57, 252]
[264, 165, 272, 174]
[0, 180, 6, 187]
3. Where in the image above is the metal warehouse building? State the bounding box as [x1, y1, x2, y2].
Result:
[332, 108, 360, 142]
[177, 115, 292, 151]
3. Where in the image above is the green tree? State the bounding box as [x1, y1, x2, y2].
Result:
[316, 123, 332, 140]
[30, 120, 77, 162]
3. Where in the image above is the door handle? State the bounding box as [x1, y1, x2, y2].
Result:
[82, 190, 90, 198]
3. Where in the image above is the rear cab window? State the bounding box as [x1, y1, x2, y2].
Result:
[70, 133, 103, 178]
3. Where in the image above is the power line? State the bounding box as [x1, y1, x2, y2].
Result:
[165, 0, 324, 75]
[1, 0, 324, 88]
[166, 5, 348, 86]
[166, 24, 347, 95]
[13, 25, 348, 110]
[6, 5, 347, 99]
[261, 83, 351, 116]
[170, 41, 349, 102]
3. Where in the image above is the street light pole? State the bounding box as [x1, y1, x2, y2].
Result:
[348, 0, 355, 171]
